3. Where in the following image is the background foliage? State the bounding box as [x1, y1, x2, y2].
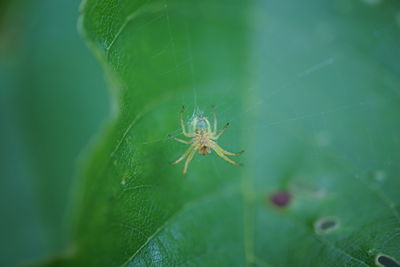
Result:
[1, 0, 400, 266]
[0, 0, 108, 265]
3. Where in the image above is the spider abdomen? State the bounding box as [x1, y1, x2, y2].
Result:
[194, 132, 211, 155]
[199, 145, 211, 155]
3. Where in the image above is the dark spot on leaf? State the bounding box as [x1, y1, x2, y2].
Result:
[376, 254, 400, 267]
[314, 217, 340, 234]
[270, 191, 291, 207]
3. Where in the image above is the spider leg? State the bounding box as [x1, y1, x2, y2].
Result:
[170, 145, 194, 165]
[213, 122, 229, 140]
[180, 106, 192, 137]
[168, 135, 191, 144]
[211, 143, 241, 166]
[211, 141, 244, 156]
[212, 105, 217, 135]
[183, 149, 196, 175]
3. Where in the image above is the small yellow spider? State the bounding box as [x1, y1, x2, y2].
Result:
[169, 106, 244, 175]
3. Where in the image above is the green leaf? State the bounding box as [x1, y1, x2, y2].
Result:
[66, 0, 400, 265]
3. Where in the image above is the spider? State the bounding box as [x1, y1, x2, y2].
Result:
[169, 106, 244, 175]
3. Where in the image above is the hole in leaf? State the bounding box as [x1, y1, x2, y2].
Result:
[376, 254, 400, 267]
[270, 191, 291, 207]
[314, 217, 340, 234]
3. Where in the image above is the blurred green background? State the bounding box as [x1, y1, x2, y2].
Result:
[0, 0, 108, 265]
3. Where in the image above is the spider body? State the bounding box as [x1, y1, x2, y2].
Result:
[170, 106, 243, 175]
[195, 132, 211, 155]
[191, 116, 212, 155]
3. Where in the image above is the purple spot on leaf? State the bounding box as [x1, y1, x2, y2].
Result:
[270, 191, 291, 207]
